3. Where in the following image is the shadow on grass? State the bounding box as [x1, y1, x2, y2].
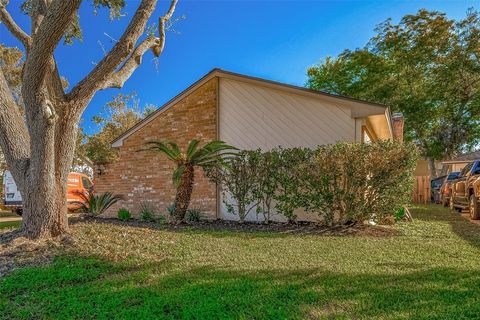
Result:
[410, 204, 480, 249]
[1, 255, 479, 319]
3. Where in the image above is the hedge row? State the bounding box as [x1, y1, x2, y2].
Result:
[206, 141, 419, 224]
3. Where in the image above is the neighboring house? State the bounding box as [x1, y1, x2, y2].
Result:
[95, 69, 403, 221]
[414, 159, 444, 177]
[442, 150, 480, 173]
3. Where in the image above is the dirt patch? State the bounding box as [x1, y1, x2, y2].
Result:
[0, 230, 70, 277]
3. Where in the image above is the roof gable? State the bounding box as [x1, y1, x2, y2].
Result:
[112, 68, 389, 147]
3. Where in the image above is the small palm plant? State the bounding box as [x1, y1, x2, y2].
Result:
[142, 139, 236, 222]
[78, 192, 123, 216]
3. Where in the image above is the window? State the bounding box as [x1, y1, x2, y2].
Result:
[447, 172, 459, 181]
[82, 177, 92, 190]
[362, 127, 373, 144]
[460, 163, 473, 176]
[473, 165, 480, 175]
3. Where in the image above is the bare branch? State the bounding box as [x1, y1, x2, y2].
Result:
[68, 0, 159, 102]
[102, 0, 178, 90]
[155, 0, 178, 56]
[103, 36, 157, 89]
[0, 5, 32, 48]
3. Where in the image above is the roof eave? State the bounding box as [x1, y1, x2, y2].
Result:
[111, 68, 391, 147]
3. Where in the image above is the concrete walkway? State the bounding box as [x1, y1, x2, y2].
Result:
[0, 211, 22, 223]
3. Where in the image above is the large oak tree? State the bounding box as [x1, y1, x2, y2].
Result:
[0, 0, 177, 239]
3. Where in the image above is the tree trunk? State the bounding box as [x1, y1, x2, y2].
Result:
[21, 178, 68, 238]
[427, 157, 437, 179]
[173, 165, 194, 222]
[19, 98, 78, 239]
[238, 202, 246, 223]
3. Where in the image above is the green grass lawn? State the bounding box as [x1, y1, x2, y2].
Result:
[1, 205, 480, 319]
[0, 220, 21, 230]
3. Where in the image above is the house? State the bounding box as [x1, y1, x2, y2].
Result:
[442, 150, 480, 173]
[94, 69, 403, 221]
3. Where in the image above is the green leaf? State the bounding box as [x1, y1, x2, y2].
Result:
[186, 139, 200, 159]
[173, 165, 186, 187]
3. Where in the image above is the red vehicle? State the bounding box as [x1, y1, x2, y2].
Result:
[3, 171, 93, 215]
[66, 172, 94, 211]
[440, 171, 460, 207]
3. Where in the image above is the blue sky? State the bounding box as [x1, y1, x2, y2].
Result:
[0, 0, 478, 134]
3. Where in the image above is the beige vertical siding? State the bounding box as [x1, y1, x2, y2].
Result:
[218, 78, 357, 222]
[219, 78, 355, 151]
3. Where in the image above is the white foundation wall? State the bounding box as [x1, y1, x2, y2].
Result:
[218, 77, 356, 222]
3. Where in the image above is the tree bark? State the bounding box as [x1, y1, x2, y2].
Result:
[20, 99, 77, 238]
[21, 177, 68, 238]
[428, 157, 437, 179]
[173, 165, 194, 222]
[0, 0, 177, 239]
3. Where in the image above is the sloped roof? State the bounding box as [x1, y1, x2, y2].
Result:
[112, 68, 390, 147]
[443, 150, 480, 164]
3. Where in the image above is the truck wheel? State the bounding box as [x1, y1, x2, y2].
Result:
[470, 194, 480, 220]
[442, 197, 448, 207]
[15, 208, 23, 216]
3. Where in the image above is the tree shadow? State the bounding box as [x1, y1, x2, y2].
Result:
[1, 255, 479, 319]
[410, 204, 480, 249]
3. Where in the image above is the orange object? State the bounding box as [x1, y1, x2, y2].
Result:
[66, 173, 94, 211]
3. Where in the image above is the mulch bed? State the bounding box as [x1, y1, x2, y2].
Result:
[73, 216, 400, 237]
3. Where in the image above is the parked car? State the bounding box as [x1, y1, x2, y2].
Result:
[440, 171, 460, 207]
[431, 175, 447, 204]
[2, 170, 94, 216]
[450, 160, 480, 219]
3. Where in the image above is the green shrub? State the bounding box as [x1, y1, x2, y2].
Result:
[275, 141, 418, 224]
[139, 202, 156, 222]
[157, 215, 167, 225]
[208, 141, 418, 225]
[117, 208, 131, 221]
[78, 192, 123, 216]
[273, 141, 418, 224]
[206, 150, 262, 222]
[166, 205, 175, 218]
[255, 150, 278, 223]
[270, 147, 315, 223]
[186, 209, 203, 222]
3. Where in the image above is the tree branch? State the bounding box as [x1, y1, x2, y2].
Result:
[67, 0, 160, 102]
[101, 0, 178, 90]
[45, 58, 67, 103]
[22, 0, 81, 97]
[102, 36, 157, 89]
[0, 67, 31, 189]
[31, 0, 49, 36]
[0, 5, 32, 48]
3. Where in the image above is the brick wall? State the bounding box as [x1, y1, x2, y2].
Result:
[94, 78, 218, 218]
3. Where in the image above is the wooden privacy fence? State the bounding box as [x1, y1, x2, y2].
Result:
[412, 175, 431, 204]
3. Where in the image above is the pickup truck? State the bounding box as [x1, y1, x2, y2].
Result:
[450, 160, 480, 219]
